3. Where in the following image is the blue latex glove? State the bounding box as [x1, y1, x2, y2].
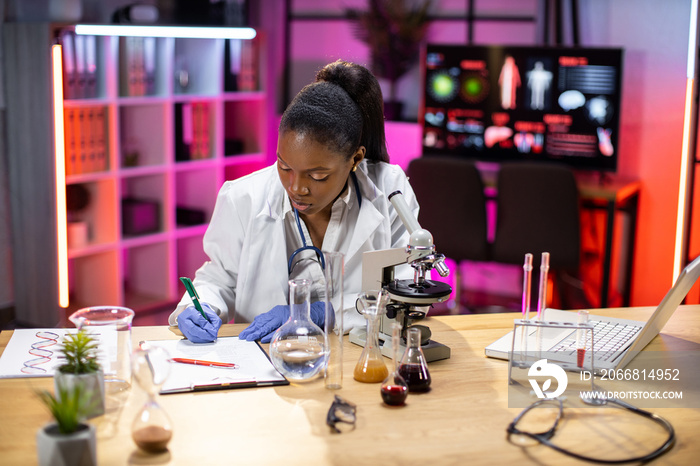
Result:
[239, 302, 332, 343]
[177, 303, 222, 343]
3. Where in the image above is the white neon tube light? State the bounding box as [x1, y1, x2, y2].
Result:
[674, 0, 699, 282]
[74, 24, 256, 40]
[687, 0, 698, 79]
[52, 44, 70, 308]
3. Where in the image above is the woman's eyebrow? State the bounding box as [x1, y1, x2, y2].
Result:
[277, 155, 331, 173]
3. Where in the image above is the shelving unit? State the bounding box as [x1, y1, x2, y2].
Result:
[3, 23, 267, 325]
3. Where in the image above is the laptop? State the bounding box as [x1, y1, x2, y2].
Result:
[484, 254, 700, 371]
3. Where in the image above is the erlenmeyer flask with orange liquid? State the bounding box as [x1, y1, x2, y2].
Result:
[353, 289, 390, 383]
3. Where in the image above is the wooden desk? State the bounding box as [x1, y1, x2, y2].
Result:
[1, 307, 698, 465]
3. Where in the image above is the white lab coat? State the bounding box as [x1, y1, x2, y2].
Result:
[168, 160, 419, 331]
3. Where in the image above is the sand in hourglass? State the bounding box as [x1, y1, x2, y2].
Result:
[132, 425, 172, 453]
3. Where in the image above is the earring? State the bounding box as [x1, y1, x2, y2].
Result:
[352, 165, 357, 172]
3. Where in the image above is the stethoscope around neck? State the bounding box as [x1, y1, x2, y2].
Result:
[287, 171, 362, 275]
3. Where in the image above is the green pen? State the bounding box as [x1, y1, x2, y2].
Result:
[179, 277, 211, 323]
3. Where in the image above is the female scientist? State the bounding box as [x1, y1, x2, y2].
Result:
[168, 60, 419, 343]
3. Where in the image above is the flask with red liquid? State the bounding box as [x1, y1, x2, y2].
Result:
[398, 327, 431, 393]
[380, 323, 408, 406]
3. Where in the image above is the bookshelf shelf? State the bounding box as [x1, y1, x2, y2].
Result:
[3, 23, 266, 325]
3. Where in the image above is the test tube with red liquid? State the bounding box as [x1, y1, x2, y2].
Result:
[576, 310, 590, 368]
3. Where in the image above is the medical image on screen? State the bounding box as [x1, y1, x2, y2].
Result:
[422, 45, 624, 172]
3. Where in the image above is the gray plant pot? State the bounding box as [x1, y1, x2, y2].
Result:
[54, 371, 105, 419]
[36, 422, 96, 466]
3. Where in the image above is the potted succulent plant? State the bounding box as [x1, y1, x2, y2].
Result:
[347, 0, 433, 120]
[54, 330, 105, 419]
[36, 383, 97, 466]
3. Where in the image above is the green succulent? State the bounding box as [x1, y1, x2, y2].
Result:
[57, 330, 101, 374]
[37, 384, 93, 434]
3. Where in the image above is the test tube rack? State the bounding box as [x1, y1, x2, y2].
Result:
[507, 319, 596, 391]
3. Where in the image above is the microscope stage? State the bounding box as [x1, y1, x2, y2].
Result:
[386, 279, 452, 305]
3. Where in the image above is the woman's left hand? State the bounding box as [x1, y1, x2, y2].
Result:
[238, 302, 329, 343]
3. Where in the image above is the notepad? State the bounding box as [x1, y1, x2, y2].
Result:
[142, 337, 288, 394]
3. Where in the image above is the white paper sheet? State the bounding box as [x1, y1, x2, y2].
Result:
[0, 328, 116, 378]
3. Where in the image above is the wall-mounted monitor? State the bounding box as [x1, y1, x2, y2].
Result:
[421, 44, 624, 172]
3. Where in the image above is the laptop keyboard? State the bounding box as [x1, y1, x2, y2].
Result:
[551, 320, 642, 361]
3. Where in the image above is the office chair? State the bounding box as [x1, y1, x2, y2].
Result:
[491, 162, 581, 309]
[407, 156, 490, 313]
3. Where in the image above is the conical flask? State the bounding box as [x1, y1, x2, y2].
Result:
[398, 326, 431, 392]
[353, 289, 390, 383]
[269, 279, 327, 382]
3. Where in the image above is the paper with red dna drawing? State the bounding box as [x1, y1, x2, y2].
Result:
[0, 328, 114, 378]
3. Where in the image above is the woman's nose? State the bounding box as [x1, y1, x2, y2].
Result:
[290, 175, 309, 195]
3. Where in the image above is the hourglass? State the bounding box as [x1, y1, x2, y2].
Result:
[131, 345, 173, 453]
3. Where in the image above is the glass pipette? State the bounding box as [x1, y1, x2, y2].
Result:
[521, 253, 533, 321]
[535, 252, 550, 354]
[519, 253, 533, 355]
[536, 252, 550, 321]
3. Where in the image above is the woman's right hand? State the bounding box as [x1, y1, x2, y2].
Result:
[177, 303, 222, 343]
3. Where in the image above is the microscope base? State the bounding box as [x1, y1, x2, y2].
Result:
[348, 327, 451, 362]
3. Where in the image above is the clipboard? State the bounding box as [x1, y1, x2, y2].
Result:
[142, 337, 289, 394]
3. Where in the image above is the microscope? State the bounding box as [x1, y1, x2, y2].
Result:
[348, 191, 453, 362]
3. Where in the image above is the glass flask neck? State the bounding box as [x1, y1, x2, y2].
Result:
[289, 279, 311, 321]
[366, 315, 380, 348]
[407, 327, 421, 349]
[401, 327, 428, 365]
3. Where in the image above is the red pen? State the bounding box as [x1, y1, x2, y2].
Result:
[170, 358, 237, 368]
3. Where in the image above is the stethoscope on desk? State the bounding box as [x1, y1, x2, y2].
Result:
[287, 172, 361, 275]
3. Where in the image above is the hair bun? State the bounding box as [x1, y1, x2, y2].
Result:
[315, 60, 389, 163]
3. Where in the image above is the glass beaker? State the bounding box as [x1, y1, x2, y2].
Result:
[398, 326, 432, 392]
[353, 289, 390, 383]
[69, 306, 135, 393]
[131, 345, 173, 453]
[269, 279, 327, 382]
[323, 251, 344, 389]
[380, 323, 408, 406]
